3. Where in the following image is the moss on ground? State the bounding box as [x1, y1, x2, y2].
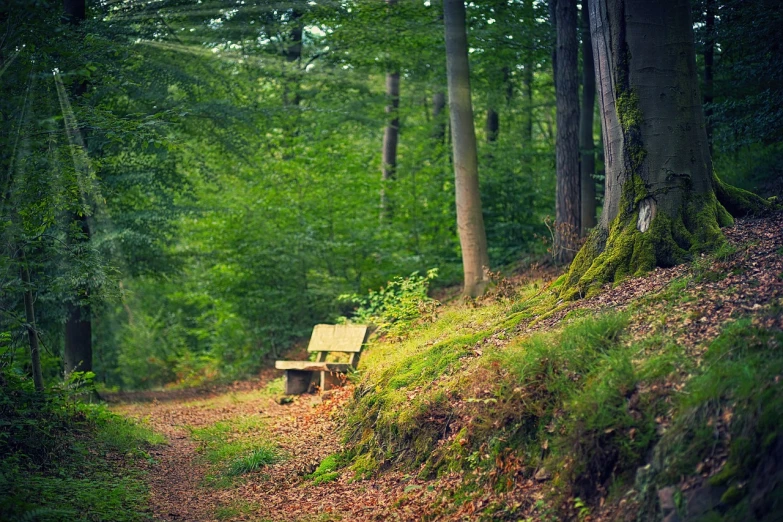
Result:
[343, 255, 783, 519]
[306, 453, 346, 484]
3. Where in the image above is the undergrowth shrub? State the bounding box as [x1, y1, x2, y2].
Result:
[0, 366, 162, 521]
[339, 269, 439, 334]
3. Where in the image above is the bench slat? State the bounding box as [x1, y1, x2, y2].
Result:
[275, 361, 353, 372]
[306, 324, 368, 353]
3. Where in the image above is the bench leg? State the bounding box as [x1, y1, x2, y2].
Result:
[320, 371, 343, 392]
[284, 370, 313, 395]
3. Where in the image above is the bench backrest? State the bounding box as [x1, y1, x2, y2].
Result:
[307, 324, 369, 354]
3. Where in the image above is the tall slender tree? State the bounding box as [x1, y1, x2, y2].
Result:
[62, 0, 92, 376]
[380, 0, 400, 221]
[553, 0, 580, 263]
[522, 0, 535, 153]
[20, 251, 44, 392]
[562, 0, 772, 299]
[444, 0, 490, 297]
[432, 90, 447, 143]
[486, 67, 511, 143]
[703, 0, 715, 151]
[579, 0, 597, 234]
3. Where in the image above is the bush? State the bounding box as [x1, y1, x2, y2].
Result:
[0, 365, 162, 521]
[339, 269, 439, 334]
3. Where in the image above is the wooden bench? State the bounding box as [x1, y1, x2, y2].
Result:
[275, 324, 369, 395]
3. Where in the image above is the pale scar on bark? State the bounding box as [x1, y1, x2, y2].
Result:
[637, 197, 656, 233]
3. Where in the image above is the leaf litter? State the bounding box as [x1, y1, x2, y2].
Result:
[107, 213, 783, 521]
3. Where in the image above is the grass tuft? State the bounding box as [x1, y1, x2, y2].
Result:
[188, 415, 282, 485]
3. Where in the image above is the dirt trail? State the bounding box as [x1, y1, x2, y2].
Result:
[107, 214, 783, 522]
[108, 373, 437, 521]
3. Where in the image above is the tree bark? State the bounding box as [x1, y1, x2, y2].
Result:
[380, 0, 400, 222]
[62, 0, 85, 23]
[486, 67, 511, 143]
[380, 0, 400, 215]
[522, 0, 535, 155]
[19, 250, 44, 392]
[444, 0, 490, 297]
[579, 0, 597, 234]
[283, 7, 303, 107]
[486, 107, 499, 143]
[703, 0, 715, 151]
[523, 62, 534, 147]
[62, 0, 93, 376]
[561, 0, 771, 299]
[432, 90, 447, 143]
[380, 71, 400, 220]
[554, 0, 581, 263]
[64, 217, 92, 375]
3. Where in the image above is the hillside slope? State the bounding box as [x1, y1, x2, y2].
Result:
[107, 214, 783, 522]
[337, 213, 783, 521]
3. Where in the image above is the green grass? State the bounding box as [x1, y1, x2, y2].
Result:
[187, 415, 282, 486]
[0, 402, 164, 522]
[213, 499, 262, 520]
[342, 255, 783, 519]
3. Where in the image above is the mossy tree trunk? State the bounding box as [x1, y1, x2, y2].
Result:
[444, 0, 490, 297]
[562, 0, 772, 299]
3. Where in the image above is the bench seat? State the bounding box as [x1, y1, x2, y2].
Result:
[274, 361, 353, 372]
[275, 324, 369, 395]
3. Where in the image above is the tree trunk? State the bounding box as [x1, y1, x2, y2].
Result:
[561, 0, 771, 299]
[283, 7, 303, 107]
[522, 0, 535, 163]
[579, 0, 597, 234]
[523, 62, 534, 147]
[486, 108, 499, 143]
[19, 251, 44, 392]
[380, 0, 400, 221]
[64, 216, 92, 375]
[62, 0, 93, 376]
[380, 71, 400, 220]
[703, 0, 715, 151]
[432, 90, 447, 143]
[554, 0, 581, 263]
[444, 0, 490, 297]
[486, 67, 511, 143]
[62, 0, 85, 23]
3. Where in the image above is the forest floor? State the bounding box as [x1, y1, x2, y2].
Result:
[106, 213, 783, 522]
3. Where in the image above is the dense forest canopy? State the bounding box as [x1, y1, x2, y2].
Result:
[1, 0, 780, 390]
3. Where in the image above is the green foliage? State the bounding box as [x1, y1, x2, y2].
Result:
[0, 366, 162, 521]
[340, 269, 439, 333]
[656, 321, 783, 483]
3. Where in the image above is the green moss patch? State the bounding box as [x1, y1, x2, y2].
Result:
[306, 453, 346, 484]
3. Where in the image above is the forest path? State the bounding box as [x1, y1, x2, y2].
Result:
[106, 213, 783, 521]
[107, 372, 437, 521]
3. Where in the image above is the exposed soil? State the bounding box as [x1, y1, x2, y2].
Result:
[106, 213, 783, 521]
